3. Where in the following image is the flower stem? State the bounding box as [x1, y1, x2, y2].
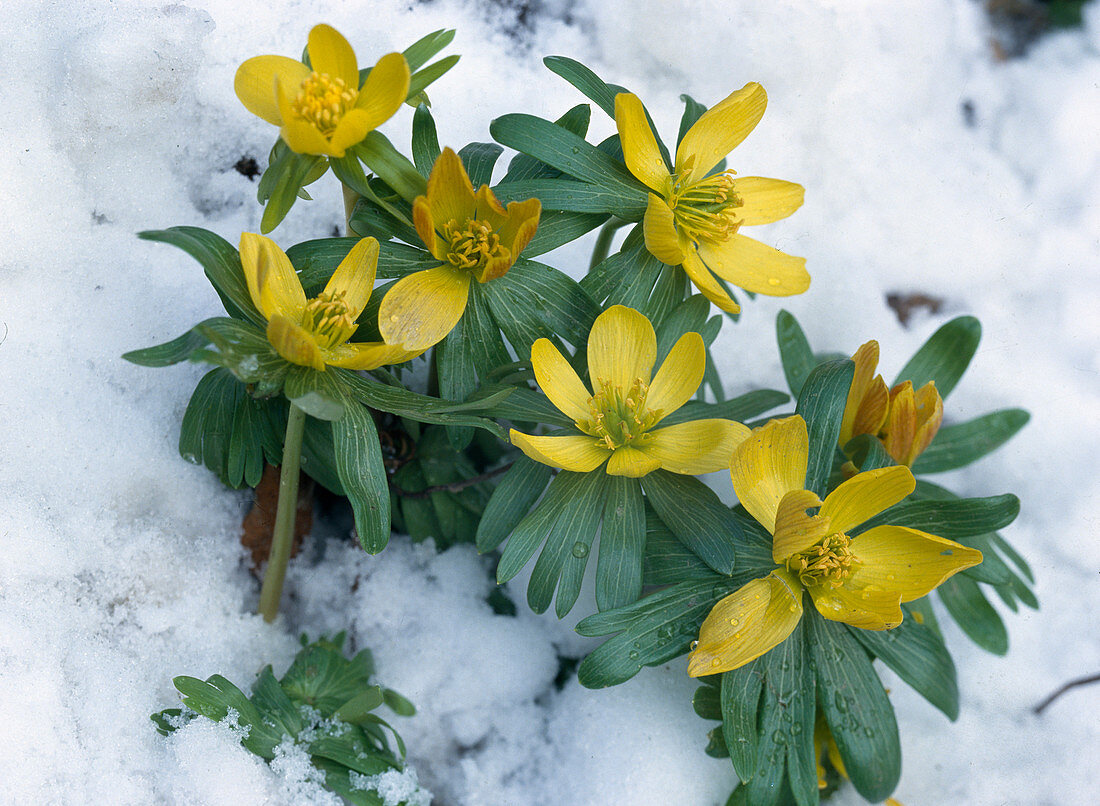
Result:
[589, 217, 629, 270]
[257, 403, 307, 623]
[342, 183, 360, 237]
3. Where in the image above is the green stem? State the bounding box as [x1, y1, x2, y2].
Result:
[589, 217, 628, 270]
[258, 403, 307, 623]
[342, 183, 361, 237]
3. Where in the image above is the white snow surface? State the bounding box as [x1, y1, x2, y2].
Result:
[1, 0, 1098, 803]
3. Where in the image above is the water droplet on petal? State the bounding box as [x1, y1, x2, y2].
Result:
[767, 277, 781, 286]
[690, 640, 699, 651]
[730, 618, 740, 627]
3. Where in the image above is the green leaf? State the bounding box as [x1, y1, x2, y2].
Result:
[937, 575, 1008, 655]
[502, 103, 593, 182]
[283, 366, 346, 421]
[123, 320, 218, 367]
[250, 665, 304, 737]
[849, 610, 959, 720]
[528, 471, 608, 617]
[402, 28, 455, 72]
[596, 475, 646, 611]
[333, 686, 385, 724]
[179, 369, 245, 484]
[795, 359, 854, 497]
[721, 661, 765, 783]
[497, 470, 584, 583]
[280, 643, 374, 716]
[490, 113, 646, 197]
[643, 507, 718, 585]
[776, 310, 816, 397]
[476, 457, 554, 553]
[843, 434, 896, 472]
[227, 384, 283, 489]
[760, 623, 817, 806]
[329, 379, 391, 554]
[655, 295, 710, 362]
[290, 239, 437, 287]
[493, 178, 647, 218]
[580, 244, 679, 319]
[522, 210, 608, 258]
[435, 315, 477, 450]
[355, 131, 428, 203]
[663, 389, 790, 427]
[338, 371, 508, 438]
[575, 578, 730, 688]
[542, 55, 626, 118]
[911, 408, 1029, 473]
[261, 152, 326, 233]
[477, 385, 574, 428]
[382, 688, 416, 717]
[459, 142, 503, 187]
[855, 493, 1020, 539]
[808, 614, 901, 802]
[482, 257, 600, 354]
[642, 470, 740, 575]
[139, 227, 262, 325]
[411, 103, 441, 175]
[893, 315, 981, 398]
[406, 54, 460, 103]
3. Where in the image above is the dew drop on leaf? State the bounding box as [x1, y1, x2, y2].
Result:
[571, 542, 589, 558]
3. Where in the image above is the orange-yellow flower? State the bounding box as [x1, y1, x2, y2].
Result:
[509, 305, 750, 477]
[234, 24, 409, 158]
[841, 341, 944, 466]
[688, 416, 981, 676]
[615, 85, 809, 314]
[240, 233, 420, 371]
[378, 148, 541, 351]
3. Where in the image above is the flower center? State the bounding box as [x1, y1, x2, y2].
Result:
[302, 291, 357, 349]
[579, 378, 663, 451]
[443, 218, 509, 275]
[787, 532, 855, 589]
[667, 169, 745, 244]
[293, 72, 358, 136]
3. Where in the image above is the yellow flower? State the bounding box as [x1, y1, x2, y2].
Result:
[688, 415, 980, 676]
[840, 341, 944, 466]
[240, 233, 421, 371]
[615, 86, 809, 314]
[509, 305, 750, 477]
[378, 147, 542, 351]
[234, 24, 410, 158]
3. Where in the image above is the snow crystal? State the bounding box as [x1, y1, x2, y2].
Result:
[350, 767, 433, 806]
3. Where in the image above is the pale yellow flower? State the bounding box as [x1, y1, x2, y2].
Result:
[509, 305, 750, 477]
[615, 85, 809, 313]
[688, 416, 980, 676]
[235, 24, 409, 158]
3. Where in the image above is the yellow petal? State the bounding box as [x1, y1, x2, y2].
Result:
[234, 55, 308, 126]
[378, 265, 471, 351]
[681, 245, 740, 313]
[819, 465, 915, 535]
[531, 338, 593, 425]
[426, 148, 476, 235]
[323, 236, 378, 320]
[355, 52, 411, 130]
[587, 305, 657, 391]
[327, 108, 373, 156]
[474, 183, 509, 219]
[840, 340, 882, 445]
[771, 488, 828, 564]
[323, 340, 422, 370]
[688, 571, 803, 676]
[731, 177, 805, 226]
[883, 381, 917, 465]
[239, 233, 306, 320]
[495, 197, 543, 260]
[808, 583, 902, 630]
[412, 196, 439, 256]
[729, 416, 809, 534]
[676, 82, 767, 179]
[696, 234, 809, 297]
[643, 194, 685, 265]
[606, 445, 662, 477]
[307, 24, 358, 87]
[851, 525, 983, 602]
[910, 382, 944, 462]
[509, 430, 610, 472]
[267, 314, 324, 370]
[614, 92, 669, 192]
[640, 419, 751, 476]
[646, 331, 705, 419]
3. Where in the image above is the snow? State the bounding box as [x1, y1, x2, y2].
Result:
[1, 0, 1097, 804]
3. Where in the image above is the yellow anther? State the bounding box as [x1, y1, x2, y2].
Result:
[787, 532, 856, 589]
[293, 71, 358, 135]
[302, 291, 357, 348]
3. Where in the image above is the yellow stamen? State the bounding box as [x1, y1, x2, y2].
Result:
[293, 71, 358, 135]
[443, 218, 509, 273]
[666, 168, 745, 244]
[302, 291, 357, 348]
[788, 532, 856, 589]
[579, 377, 663, 450]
